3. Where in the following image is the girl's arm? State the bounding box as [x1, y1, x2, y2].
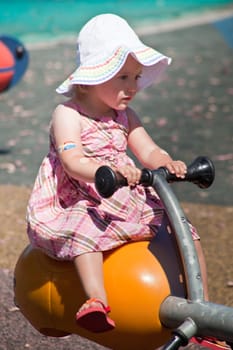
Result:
[127, 108, 187, 178]
[52, 104, 105, 183]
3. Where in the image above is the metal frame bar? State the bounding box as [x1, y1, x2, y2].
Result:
[151, 171, 233, 343]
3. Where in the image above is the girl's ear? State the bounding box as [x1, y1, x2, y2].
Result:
[79, 84, 89, 94]
[72, 84, 89, 97]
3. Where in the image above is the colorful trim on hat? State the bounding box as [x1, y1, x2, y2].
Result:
[56, 46, 170, 95]
[75, 46, 127, 84]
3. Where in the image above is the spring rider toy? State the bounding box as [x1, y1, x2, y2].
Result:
[14, 156, 233, 350]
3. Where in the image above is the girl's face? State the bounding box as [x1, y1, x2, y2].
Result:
[90, 55, 142, 113]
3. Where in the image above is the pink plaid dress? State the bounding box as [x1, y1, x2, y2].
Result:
[27, 102, 199, 260]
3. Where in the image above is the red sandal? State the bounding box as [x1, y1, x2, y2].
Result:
[76, 298, 115, 333]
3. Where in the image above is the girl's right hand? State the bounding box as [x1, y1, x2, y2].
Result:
[115, 165, 141, 187]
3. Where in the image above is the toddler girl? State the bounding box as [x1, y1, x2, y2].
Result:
[27, 13, 209, 335]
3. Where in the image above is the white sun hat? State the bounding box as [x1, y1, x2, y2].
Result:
[56, 13, 171, 96]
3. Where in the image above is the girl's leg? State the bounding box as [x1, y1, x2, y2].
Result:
[73, 251, 115, 332]
[74, 251, 108, 309]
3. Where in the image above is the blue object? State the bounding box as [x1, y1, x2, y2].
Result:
[213, 16, 233, 48]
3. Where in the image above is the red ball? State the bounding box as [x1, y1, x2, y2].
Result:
[0, 41, 15, 92]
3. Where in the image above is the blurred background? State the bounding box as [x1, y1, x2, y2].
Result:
[1, 0, 233, 44]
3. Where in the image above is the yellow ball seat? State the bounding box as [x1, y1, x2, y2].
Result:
[14, 223, 186, 350]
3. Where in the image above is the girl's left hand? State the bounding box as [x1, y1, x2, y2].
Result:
[164, 160, 187, 178]
[115, 165, 141, 186]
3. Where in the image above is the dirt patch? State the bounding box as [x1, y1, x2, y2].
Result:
[0, 185, 31, 269]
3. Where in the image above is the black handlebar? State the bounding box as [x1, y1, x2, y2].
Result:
[95, 156, 215, 198]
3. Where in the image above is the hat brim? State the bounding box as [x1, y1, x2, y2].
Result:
[0, 36, 29, 91]
[56, 46, 171, 96]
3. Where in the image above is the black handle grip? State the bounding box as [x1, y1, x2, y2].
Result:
[158, 156, 215, 188]
[95, 156, 215, 198]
